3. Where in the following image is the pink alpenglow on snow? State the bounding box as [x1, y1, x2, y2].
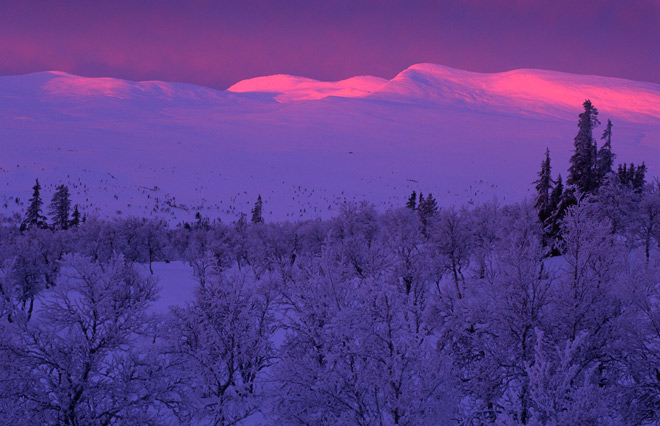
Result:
[1, 64, 659, 223]
[228, 74, 387, 101]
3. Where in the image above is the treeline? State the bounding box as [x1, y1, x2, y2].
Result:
[18, 179, 266, 234]
[20, 180, 81, 232]
[531, 100, 647, 249]
[0, 101, 659, 425]
[1, 194, 660, 424]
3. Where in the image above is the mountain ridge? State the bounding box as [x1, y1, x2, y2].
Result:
[5, 65, 660, 123]
[1, 64, 658, 223]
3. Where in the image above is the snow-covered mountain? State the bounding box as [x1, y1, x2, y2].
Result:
[2, 64, 659, 222]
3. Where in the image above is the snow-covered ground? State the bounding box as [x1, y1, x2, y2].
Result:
[2, 64, 659, 223]
[144, 262, 198, 313]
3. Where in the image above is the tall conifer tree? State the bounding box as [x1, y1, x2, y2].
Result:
[251, 195, 264, 224]
[70, 205, 81, 228]
[418, 193, 438, 235]
[596, 119, 615, 187]
[419, 193, 438, 218]
[534, 148, 554, 222]
[567, 100, 600, 194]
[49, 184, 71, 230]
[544, 173, 566, 250]
[406, 191, 417, 210]
[549, 174, 564, 214]
[22, 178, 47, 231]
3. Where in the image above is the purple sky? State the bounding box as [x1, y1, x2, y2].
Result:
[2, 0, 659, 89]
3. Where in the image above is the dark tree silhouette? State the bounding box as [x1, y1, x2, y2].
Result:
[49, 184, 71, 230]
[406, 190, 417, 209]
[534, 148, 554, 223]
[618, 162, 647, 192]
[251, 195, 264, 224]
[596, 119, 615, 187]
[418, 192, 439, 236]
[69, 205, 81, 228]
[21, 179, 47, 231]
[567, 100, 600, 194]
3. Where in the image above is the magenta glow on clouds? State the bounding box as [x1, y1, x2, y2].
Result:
[1, 0, 659, 88]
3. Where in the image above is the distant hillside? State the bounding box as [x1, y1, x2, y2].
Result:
[1, 64, 659, 223]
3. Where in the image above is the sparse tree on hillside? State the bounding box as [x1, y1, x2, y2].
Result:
[418, 192, 438, 234]
[49, 184, 71, 230]
[419, 192, 438, 218]
[251, 195, 264, 224]
[406, 190, 417, 210]
[21, 179, 47, 231]
[69, 205, 81, 228]
[635, 163, 648, 189]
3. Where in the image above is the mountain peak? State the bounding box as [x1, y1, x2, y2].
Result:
[368, 63, 660, 122]
[227, 74, 387, 101]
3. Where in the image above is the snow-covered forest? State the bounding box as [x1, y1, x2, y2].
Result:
[2, 101, 660, 425]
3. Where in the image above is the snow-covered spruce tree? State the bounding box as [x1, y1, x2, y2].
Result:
[618, 162, 647, 192]
[544, 173, 565, 246]
[0, 254, 170, 426]
[534, 148, 554, 224]
[49, 184, 71, 230]
[596, 119, 615, 187]
[69, 205, 81, 228]
[617, 162, 646, 193]
[567, 100, 600, 195]
[21, 178, 47, 231]
[251, 194, 264, 224]
[634, 162, 648, 190]
[418, 192, 438, 233]
[406, 190, 417, 210]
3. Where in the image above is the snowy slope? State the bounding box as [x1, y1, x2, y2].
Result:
[1, 64, 659, 223]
